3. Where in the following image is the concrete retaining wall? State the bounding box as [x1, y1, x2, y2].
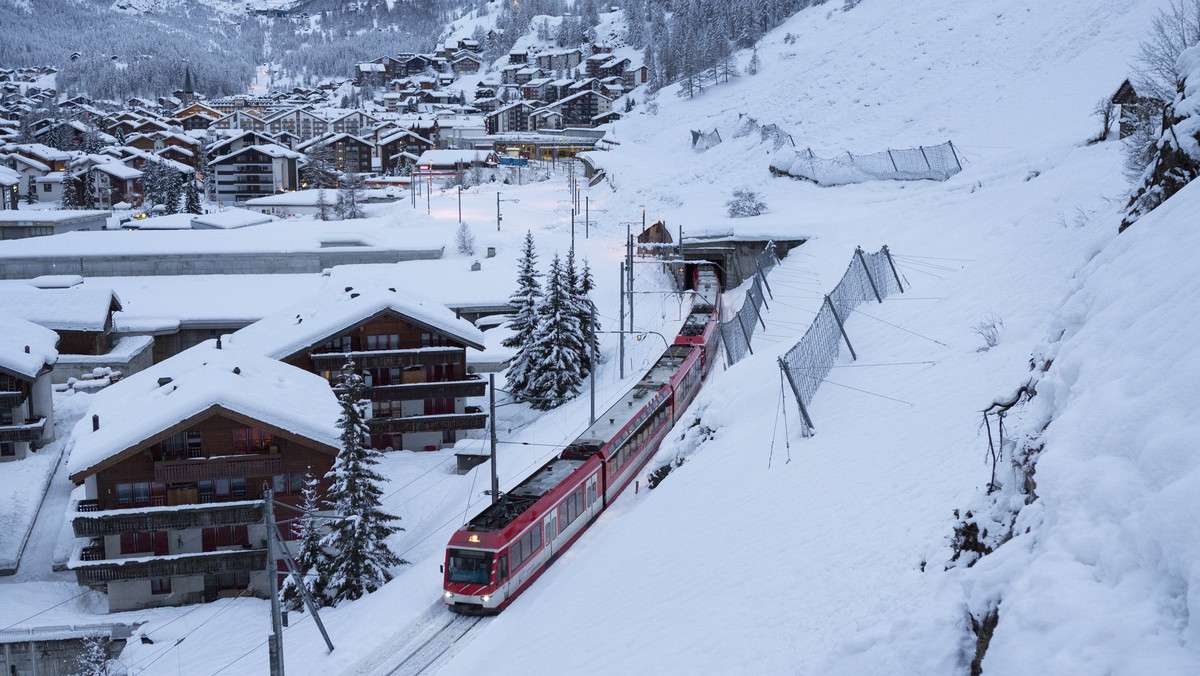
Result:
[0, 247, 444, 279]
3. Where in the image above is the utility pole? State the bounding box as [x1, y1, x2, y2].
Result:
[496, 191, 500, 231]
[570, 208, 575, 251]
[585, 196, 589, 239]
[425, 171, 431, 215]
[589, 306, 597, 425]
[619, 261, 625, 380]
[628, 231, 634, 334]
[489, 374, 499, 503]
[265, 487, 284, 676]
[457, 184, 462, 224]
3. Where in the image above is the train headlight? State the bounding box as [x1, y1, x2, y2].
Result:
[481, 595, 491, 603]
[444, 591, 453, 600]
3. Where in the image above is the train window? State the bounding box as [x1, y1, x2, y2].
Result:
[447, 549, 493, 585]
[498, 553, 508, 582]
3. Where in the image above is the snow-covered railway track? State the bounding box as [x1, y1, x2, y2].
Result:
[380, 613, 483, 676]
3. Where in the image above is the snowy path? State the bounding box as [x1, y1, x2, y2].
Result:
[12, 450, 75, 582]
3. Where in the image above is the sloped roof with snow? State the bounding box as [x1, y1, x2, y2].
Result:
[0, 285, 120, 332]
[227, 283, 485, 359]
[191, 208, 277, 229]
[0, 311, 58, 380]
[67, 341, 342, 481]
[208, 143, 301, 166]
[416, 149, 495, 167]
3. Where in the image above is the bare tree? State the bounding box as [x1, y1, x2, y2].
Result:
[1092, 97, 1115, 142]
[1133, 0, 1200, 101]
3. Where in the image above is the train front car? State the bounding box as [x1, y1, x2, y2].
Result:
[444, 445, 604, 615]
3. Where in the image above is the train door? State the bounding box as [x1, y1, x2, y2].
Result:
[587, 476, 598, 516]
[544, 513, 557, 559]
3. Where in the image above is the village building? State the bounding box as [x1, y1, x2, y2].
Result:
[226, 284, 488, 452]
[300, 133, 374, 174]
[0, 210, 110, 240]
[0, 312, 57, 461]
[207, 144, 301, 204]
[378, 129, 435, 174]
[66, 342, 341, 612]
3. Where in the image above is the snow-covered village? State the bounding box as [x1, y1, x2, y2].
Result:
[0, 0, 1199, 674]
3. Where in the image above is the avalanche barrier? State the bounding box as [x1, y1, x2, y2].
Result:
[770, 141, 962, 186]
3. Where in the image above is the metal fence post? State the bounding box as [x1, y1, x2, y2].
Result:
[778, 358, 815, 433]
[824, 294, 856, 361]
[855, 247, 883, 303]
[948, 141, 962, 172]
[886, 149, 899, 172]
[756, 261, 773, 299]
[882, 245, 904, 293]
[919, 145, 931, 170]
[735, 311, 754, 356]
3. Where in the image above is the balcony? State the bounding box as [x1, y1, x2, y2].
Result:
[368, 410, 488, 435]
[366, 376, 486, 402]
[0, 390, 25, 408]
[310, 347, 463, 370]
[72, 500, 264, 538]
[154, 454, 281, 483]
[72, 548, 267, 585]
[0, 417, 45, 443]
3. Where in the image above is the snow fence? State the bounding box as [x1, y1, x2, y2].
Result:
[771, 141, 962, 186]
[718, 242, 780, 366]
[778, 246, 904, 434]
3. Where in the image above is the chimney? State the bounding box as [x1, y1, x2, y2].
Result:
[157, 377, 172, 387]
[92, 414, 100, 431]
[24, 345, 30, 353]
[233, 367, 241, 375]
[216, 336, 222, 350]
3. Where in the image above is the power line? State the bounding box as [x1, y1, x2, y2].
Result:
[0, 589, 92, 632]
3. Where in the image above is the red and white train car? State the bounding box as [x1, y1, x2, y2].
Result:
[442, 286, 720, 615]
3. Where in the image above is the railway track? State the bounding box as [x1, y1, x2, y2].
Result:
[374, 612, 483, 676]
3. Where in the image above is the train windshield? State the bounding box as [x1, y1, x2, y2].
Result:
[447, 548, 493, 585]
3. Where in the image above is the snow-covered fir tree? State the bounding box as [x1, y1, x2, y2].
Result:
[336, 173, 366, 219]
[163, 171, 183, 215]
[184, 178, 202, 215]
[525, 253, 586, 410]
[282, 467, 331, 611]
[455, 221, 476, 256]
[503, 231, 543, 399]
[60, 173, 78, 209]
[25, 180, 36, 205]
[321, 364, 404, 604]
[303, 143, 339, 189]
[576, 257, 602, 374]
[315, 188, 333, 221]
[79, 171, 96, 210]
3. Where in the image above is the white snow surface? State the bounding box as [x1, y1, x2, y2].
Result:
[2, 1, 1196, 674]
[0, 312, 59, 379]
[0, 286, 117, 332]
[66, 340, 340, 480]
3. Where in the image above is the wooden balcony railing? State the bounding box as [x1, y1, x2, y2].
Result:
[366, 377, 485, 402]
[0, 391, 25, 408]
[154, 455, 281, 483]
[310, 347, 463, 370]
[0, 417, 45, 443]
[73, 549, 267, 585]
[72, 500, 264, 538]
[368, 411, 488, 435]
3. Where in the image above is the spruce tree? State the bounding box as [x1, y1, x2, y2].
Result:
[25, 179, 37, 205]
[336, 172, 365, 219]
[526, 253, 585, 410]
[303, 142, 339, 189]
[80, 170, 96, 210]
[281, 467, 331, 611]
[164, 171, 183, 214]
[184, 178, 202, 214]
[321, 364, 404, 604]
[503, 231, 542, 399]
[576, 257, 601, 375]
[60, 173, 78, 209]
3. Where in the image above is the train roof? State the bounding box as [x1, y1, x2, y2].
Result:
[463, 343, 695, 534]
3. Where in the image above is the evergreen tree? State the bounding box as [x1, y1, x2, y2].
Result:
[60, 173, 78, 209]
[80, 170, 96, 210]
[315, 188, 332, 221]
[184, 177, 202, 214]
[25, 179, 37, 205]
[163, 171, 183, 214]
[746, 45, 761, 76]
[503, 231, 543, 399]
[321, 365, 404, 605]
[336, 172, 366, 219]
[303, 143, 339, 189]
[113, 127, 127, 147]
[281, 467, 332, 611]
[81, 130, 104, 155]
[455, 221, 476, 256]
[525, 253, 585, 410]
[626, 0, 646, 49]
[576, 257, 601, 374]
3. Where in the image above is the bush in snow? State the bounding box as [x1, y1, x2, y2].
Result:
[726, 188, 767, 217]
[1090, 96, 1115, 144]
[320, 364, 404, 604]
[70, 634, 118, 676]
[972, 314, 1004, 351]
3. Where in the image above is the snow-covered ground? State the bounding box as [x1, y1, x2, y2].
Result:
[1, 0, 1195, 673]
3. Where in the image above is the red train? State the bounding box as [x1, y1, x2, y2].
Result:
[442, 277, 722, 615]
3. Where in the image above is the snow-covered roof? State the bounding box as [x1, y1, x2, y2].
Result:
[66, 341, 342, 482]
[227, 283, 485, 360]
[208, 143, 301, 166]
[0, 285, 120, 332]
[378, 129, 434, 147]
[2, 143, 71, 162]
[91, 162, 142, 180]
[416, 149, 494, 167]
[128, 213, 194, 230]
[0, 209, 109, 223]
[3, 153, 49, 172]
[0, 166, 18, 187]
[0, 311, 58, 380]
[191, 208, 277, 230]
